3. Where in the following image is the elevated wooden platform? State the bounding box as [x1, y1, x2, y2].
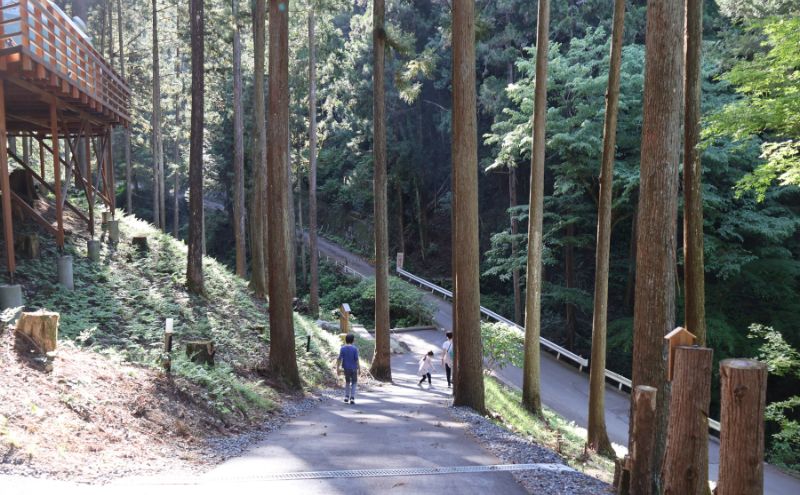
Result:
[0, 0, 130, 279]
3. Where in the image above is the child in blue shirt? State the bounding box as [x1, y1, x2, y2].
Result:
[337, 333, 360, 404]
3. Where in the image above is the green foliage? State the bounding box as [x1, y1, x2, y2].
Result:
[481, 322, 524, 371]
[705, 17, 800, 200]
[748, 324, 800, 471]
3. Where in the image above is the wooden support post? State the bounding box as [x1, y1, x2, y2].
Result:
[39, 132, 45, 180]
[85, 128, 94, 237]
[50, 101, 64, 250]
[162, 318, 173, 372]
[662, 346, 713, 495]
[107, 126, 115, 217]
[0, 80, 16, 279]
[629, 385, 658, 495]
[717, 359, 767, 495]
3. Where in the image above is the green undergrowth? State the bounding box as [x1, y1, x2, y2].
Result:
[484, 376, 615, 483]
[7, 213, 337, 419]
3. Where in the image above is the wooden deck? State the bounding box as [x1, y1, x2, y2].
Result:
[0, 0, 130, 133]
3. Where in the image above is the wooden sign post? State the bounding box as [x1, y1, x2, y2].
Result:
[162, 318, 173, 372]
[396, 252, 404, 271]
[664, 327, 696, 381]
[339, 303, 351, 335]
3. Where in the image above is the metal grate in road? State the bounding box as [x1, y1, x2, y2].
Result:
[205, 463, 573, 483]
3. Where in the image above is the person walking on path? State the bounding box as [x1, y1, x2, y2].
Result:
[418, 350, 435, 387]
[441, 331, 454, 388]
[337, 334, 359, 404]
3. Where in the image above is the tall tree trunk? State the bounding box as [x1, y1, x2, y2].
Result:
[99, 1, 107, 58]
[186, 0, 205, 295]
[630, 0, 685, 491]
[117, 0, 132, 214]
[395, 181, 405, 255]
[173, 7, 182, 238]
[683, 0, 709, 490]
[249, 0, 268, 297]
[297, 181, 307, 288]
[370, 0, 391, 382]
[232, 0, 247, 277]
[451, 0, 485, 414]
[415, 178, 426, 260]
[107, 1, 114, 66]
[267, 0, 301, 389]
[522, 0, 550, 416]
[152, 0, 165, 230]
[173, 169, 179, 237]
[564, 223, 576, 350]
[509, 168, 521, 324]
[308, 9, 320, 318]
[587, 0, 625, 457]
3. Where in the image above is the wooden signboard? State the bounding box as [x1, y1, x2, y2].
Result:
[664, 327, 697, 381]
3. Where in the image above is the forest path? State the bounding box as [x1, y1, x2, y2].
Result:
[312, 235, 800, 495]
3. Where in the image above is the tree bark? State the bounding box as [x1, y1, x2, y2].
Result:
[662, 346, 713, 495]
[451, 0, 485, 414]
[564, 222, 576, 350]
[683, 1, 709, 489]
[117, 0, 132, 214]
[587, 0, 625, 457]
[630, 0, 685, 491]
[267, 0, 301, 389]
[151, 0, 165, 230]
[370, 0, 391, 382]
[395, 180, 405, 255]
[522, 0, 550, 416]
[297, 181, 307, 288]
[629, 385, 658, 495]
[249, 0, 268, 297]
[717, 359, 767, 495]
[308, 9, 320, 318]
[173, 16, 182, 238]
[509, 168, 521, 324]
[232, 0, 246, 277]
[173, 169, 179, 237]
[186, 0, 204, 295]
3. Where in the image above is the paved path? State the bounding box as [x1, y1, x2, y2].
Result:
[312, 235, 800, 495]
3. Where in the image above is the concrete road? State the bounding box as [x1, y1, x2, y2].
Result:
[313, 235, 800, 495]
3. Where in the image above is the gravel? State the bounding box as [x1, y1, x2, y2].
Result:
[451, 406, 613, 495]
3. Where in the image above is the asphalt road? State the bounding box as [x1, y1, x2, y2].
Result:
[313, 235, 800, 495]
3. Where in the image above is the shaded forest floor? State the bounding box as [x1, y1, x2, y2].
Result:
[0, 208, 340, 482]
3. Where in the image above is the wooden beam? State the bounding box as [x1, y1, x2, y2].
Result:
[50, 101, 64, 248]
[10, 191, 57, 237]
[0, 80, 16, 277]
[106, 126, 115, 216]
[86, 130, 93, 237]
[4, 76, 105, 128]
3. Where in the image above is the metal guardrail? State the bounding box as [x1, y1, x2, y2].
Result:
[395, 267, 721, 433]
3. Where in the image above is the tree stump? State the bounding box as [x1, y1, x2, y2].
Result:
[107, 220, 120, 244]
[15, 310, 59, 353]
[662, 346, 713, 495]
[717, 359, 767, 495]
[186, 341, 215, 366]
[629, 385, 658, 495]
[132, 236, 149, 253]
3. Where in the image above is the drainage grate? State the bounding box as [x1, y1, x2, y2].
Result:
[204, 463, 573, 483]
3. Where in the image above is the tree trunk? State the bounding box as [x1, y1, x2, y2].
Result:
[173, 19, 182, 238]
[587, 0, 625, 457]
[630, 0, 685, 491]
[717, 359, 767, 495]
[232, 0, 247, 277]
[564, 222, 576, 350]
[186, 0, 204, 295]
[267, 0, 301, 389]
[173, 169, 179, 237]
[509, 168, 521, 325]
[395, 181, 405, 255]
[414, 178, 426, 260]
[151, 0, 165, 230]
[662, 346, 713, 495]
[370, 0, 391, 382]
[629, 385, 658, 495]
[117, 0, 132, 213]
[522, 0, 550, 416]
[297, 181, 307, 288]
[249, 0, 268, 298]
[308, 9, 320, 318]
[451, 0, 485, 414]
[683, 1, 709, 489]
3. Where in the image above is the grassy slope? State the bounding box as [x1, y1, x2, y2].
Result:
[7, 212, 338, 419]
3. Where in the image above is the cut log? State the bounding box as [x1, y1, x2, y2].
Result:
[717, 359, 767, 495]
[15, 310, 59, 353]
[132, 236, 149, 252]
[629, 385, 657, 495]
[107, 220, 120, 244]
[16, 233, 40, 259]
[186, 340, 215, 366]
[662, 346, 713, 495]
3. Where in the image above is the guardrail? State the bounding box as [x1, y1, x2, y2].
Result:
[319, 251, 365, 279]
[396, 266, 721, 433]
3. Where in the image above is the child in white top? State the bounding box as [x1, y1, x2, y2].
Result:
[418, 350, 435, 386]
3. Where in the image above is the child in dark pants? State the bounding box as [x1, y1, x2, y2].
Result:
[418, 350, 435, 386]
[441, 331, 454, 388]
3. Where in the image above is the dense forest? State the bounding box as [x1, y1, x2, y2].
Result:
[55, 0, 799, 469]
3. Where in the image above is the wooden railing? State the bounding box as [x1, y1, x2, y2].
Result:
[0, 0, 130, 124]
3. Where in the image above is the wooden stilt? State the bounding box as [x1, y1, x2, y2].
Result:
[0, 81, 16, 279]
[50, 101, 63, 250]
[39, 132, 45, 180]
[86, 129, 93, 238]
[106, 126, 115, 217]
